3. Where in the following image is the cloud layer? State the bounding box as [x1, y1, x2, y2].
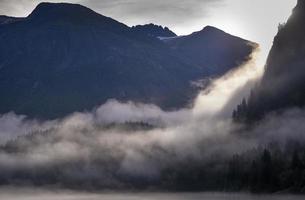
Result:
[0, 50, 302, 189]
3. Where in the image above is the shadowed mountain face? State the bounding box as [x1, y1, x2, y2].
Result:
[233, 0, 305, 122]
[0, 16, 21, 25]
[0, 2, 255, 119]
[165, 26, 254, 75]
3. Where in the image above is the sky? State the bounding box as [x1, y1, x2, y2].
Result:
[0, 0, 297, 53]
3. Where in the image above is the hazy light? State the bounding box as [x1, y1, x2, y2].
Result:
[193, 49, 262, 118]
[200, 0, 297, 62]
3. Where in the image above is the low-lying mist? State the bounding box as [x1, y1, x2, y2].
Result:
[0, 48, 304, 191]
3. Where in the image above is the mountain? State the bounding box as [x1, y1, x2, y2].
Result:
[233, 0, 305, 122]
[131, 23, 177, 38]
[0, 2, 255, 119]
[165, 26, 255, 75]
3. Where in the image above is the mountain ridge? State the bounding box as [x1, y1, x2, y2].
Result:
[131, 23, 177, 38]
[0, 2, 255, 119]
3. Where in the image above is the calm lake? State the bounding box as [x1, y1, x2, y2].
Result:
[0, 190, 304, 200]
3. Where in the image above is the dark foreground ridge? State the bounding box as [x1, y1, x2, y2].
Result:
[233, 0, 305, 123]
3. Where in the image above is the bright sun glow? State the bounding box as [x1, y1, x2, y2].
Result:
[192, 0, 297, 55]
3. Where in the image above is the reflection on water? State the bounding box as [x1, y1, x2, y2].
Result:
[0, 189, 304, 200]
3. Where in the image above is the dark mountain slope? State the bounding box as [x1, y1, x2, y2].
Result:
[0, 15, 22, 25]
[233, 0, 305, 122]
[0, 2, 255, 119]
[165, 26, 255, 75]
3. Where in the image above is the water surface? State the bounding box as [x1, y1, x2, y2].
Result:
[0, 189, 304, 200]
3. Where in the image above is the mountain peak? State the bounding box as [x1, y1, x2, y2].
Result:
[26, 2, 129, 31]
[28, 2, 100, 20]
[189, 26, 225, 37]
[201, 26, 224, 33]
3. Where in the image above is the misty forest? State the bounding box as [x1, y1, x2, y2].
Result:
[1, 0, 305, 198]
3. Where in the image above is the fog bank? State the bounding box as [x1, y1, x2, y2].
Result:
[0, 49, 303, 189]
